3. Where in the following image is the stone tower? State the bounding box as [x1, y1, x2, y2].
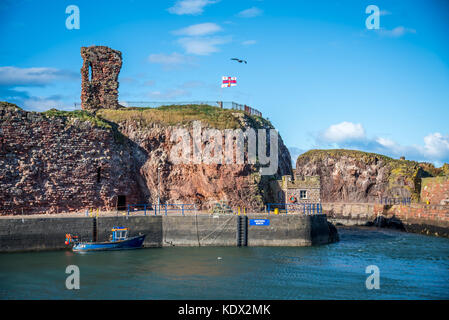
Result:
[80, 46, 122, 112]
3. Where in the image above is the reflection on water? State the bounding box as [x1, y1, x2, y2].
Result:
[0, 227, 448, 299]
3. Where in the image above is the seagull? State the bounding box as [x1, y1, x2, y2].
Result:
[231, 58, 247, 64]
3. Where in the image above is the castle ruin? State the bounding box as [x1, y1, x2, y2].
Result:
[81, 46, 122, 112]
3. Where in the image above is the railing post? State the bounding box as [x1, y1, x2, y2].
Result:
[127, 205, 130, 216]
[182, 204, 184, 216]
[144, 204, 147, 216]
[165, 204, 167, 216]
[286, 204, 288, 214]
[268, 204, 271, 213]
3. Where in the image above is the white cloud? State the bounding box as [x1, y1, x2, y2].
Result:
[378, 26, 416, 37]
[173, 23, 222, 36]
[321, 122, 366, 143]
[422, 133, 449, 159]
[376, 137, 397, 149]
[168, 0, 218, 15]
[315, 121, 449, 164]
[22, 96, 72, 111]
[242, 40, 257, 46]
[148, 52, 194, 69]
[177, 36, 231, 55]
[0, 66, 77, 86]
[237, 7, 263, 18]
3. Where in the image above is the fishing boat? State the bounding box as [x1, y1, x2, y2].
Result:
[65, 227, 146, 252]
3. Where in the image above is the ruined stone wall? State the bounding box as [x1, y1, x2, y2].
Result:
[81, 46, 122, 112]
[421, 176, 449, 205]
[0, 103, 145, 215]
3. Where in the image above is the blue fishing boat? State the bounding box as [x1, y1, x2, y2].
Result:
[65, 227, 145, 252]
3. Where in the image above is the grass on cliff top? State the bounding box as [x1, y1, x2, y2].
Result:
[42, 109, 112, 129]
[296, 149, 397, 164]
[297, 149, 448, 175]
[97, 104, 272, 130]
[0, 101, 23, 110]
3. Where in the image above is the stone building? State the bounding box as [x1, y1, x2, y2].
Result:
[270, 170, 321, 211]
[421, 176, 449, 205]
[81, 46, 122, 112]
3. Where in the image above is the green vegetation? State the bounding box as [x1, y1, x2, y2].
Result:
[443, 163, 449, 176]
[97, 104, 272, 130]
[42, 109, 112, 129]
[0, 101, 23, 110]
[297, 149, 397, 164]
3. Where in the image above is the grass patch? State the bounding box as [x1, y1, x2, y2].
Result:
[97, 104, 271, 130]
[42, 109, 112, 129]
[0, 101, 23, 110]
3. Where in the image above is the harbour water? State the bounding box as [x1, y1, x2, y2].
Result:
[0, 227, 448, 299]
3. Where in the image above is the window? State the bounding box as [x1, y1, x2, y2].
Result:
[300, 190, 307, 199]
[88, 63, 92, 80]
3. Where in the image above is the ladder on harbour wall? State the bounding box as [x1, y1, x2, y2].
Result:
[92, 217, 97, 242]
[236, 216, 248, 247]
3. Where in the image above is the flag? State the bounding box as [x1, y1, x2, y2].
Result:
[222, 76, 237, 88]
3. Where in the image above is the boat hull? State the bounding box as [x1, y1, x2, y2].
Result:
[72, 234, 146, 252]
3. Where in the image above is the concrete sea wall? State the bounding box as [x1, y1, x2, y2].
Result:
[323, 202, 449, 237]
[0, 214, 337, 252]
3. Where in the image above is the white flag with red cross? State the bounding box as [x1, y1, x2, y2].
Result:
[221, 76, 237, 88]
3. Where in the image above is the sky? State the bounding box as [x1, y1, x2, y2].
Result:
[1, 0, 449, 165]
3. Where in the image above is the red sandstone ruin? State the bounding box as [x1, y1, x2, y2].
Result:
[81, 46, 122, 112]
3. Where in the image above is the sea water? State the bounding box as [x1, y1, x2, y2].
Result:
[0, 227, 448, 299]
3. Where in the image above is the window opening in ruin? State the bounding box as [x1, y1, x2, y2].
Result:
[88, 63, 92, 81]
[97, 167, 101, 183]
[117, 195, 126, 211]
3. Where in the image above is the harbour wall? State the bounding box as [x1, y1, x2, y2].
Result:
[0, 214, 337, 252]
[323, 202, 449, 237]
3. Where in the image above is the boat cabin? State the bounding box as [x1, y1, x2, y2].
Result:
[112, 227, 128, 241]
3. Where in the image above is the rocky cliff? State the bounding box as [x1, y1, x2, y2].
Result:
[0, 102, 292, 215]
[295, 149, 445, 203]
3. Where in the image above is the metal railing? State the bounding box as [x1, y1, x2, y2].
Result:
[266, 203, 323, 215]
[378, 197, 411, 205]
[127, 203, 196, 216]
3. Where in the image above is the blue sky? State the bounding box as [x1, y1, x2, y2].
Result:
[1, 0, 449, 165]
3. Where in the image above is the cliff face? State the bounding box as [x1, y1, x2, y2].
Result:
[0, 102, 292, 215]
[97, 106, 292, 210]
[0, 103, 145, 214]
[295, 149, 433, 203]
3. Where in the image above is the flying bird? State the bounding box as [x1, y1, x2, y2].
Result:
[231, 58, 247, 64]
